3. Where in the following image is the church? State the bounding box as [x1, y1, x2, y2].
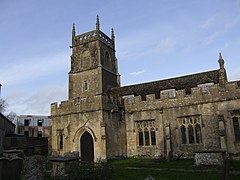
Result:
[51, 16, 240, 162]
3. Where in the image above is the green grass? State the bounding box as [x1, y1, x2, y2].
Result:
[112, 168, 240, 180]
[109, 158, 194, 169]
[230, 160, 240, 170]
[45, 158, 240, 179]
[109, 158, 240, 180]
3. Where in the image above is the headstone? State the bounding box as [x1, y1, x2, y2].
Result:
[0, 158, 9, 180]
[9, 158, 23, 180]
[0, 157, 23, 180]
[21, 155, 47, 180]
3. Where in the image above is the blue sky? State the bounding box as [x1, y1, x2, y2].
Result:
[0, 0, 240, 115]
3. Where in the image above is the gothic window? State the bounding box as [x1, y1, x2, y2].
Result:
[195, 123, 202, 143]
[136, 120, 156, 146]
[178, 116, 202, 145]
[138, 128, 143, 146]
[150, 128, 156, 145]
[181, 125, 186, 144]
[188, 124, 194, 144]
[144, 128, 150, 146]
[232, 116, 240, 142]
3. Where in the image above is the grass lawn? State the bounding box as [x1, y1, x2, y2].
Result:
[112, 168, 225, 180]
[109, 158, 240, 180]
[46, 158, 240, 179]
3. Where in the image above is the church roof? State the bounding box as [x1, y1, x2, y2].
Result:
[110, 69, 220, 99]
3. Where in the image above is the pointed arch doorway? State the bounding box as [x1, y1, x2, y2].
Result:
[80, 131, 94, 162]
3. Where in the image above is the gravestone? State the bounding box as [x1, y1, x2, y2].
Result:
[21, 155, 47, 180]
[0, 157, 23, 180]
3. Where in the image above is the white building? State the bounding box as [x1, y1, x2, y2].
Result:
[16, 115, 51, 138]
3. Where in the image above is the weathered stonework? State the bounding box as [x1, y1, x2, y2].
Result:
[195, 151, 224, 166]
[51, 17, 240, 162]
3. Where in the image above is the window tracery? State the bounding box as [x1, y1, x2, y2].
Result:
[178, 115, 202, 145]
[135, 120, 156, 146]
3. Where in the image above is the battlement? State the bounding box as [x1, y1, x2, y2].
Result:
[51, 95, 102, 116]
[51, 94, 123, 116]
[72, 30, 114, 49]
[73, 30, 97, 45]
[123, 82, 240, 109]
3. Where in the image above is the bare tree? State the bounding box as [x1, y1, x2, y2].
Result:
[0, 98, 7, 113]
[7, 111, 17, 121]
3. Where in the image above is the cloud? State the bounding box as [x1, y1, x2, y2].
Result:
[130, 70, 146, 76]
[155, 37, 176, 53]
[0, 51, 70, 86]
[200, 16, 216, 30]
[224, 15, 240, 29]
[228, 71, 240, 81]
[203, 31, 219, 45]
[5, 84, 67, 115]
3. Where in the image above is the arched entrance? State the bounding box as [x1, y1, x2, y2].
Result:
[80, 131, 94, 162]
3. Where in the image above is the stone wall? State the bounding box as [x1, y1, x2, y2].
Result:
[124, 82, 240, 157]
[195, 151, 224, 166]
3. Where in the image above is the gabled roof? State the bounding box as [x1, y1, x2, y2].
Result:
[110, 69, 220, 99]
[0, 113, 16, 127]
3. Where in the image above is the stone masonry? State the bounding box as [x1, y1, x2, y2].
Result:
[51, 16, 240, 162]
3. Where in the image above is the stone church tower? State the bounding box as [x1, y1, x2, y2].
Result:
[51, 16, 240, 162]
[51, 16, 126, 162]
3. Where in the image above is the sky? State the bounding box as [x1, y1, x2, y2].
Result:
[0, 0, 240, 116]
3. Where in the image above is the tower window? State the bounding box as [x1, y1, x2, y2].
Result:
[83, 80, 88, 91]
[105, 51, 110, 62]
[59, 131, 63, 150]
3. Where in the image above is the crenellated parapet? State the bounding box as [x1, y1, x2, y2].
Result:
[51, 95, 103, 117]
[123, 82, 240, 110]
[72, 30, 114, 49]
